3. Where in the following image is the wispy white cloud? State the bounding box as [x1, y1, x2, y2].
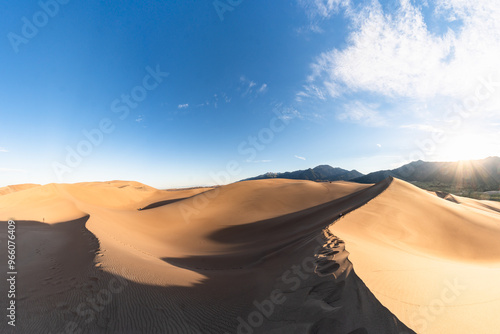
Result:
[273, 103, 303, 121]
[401, 124, 441, 132]
[338, 101, 387, 127]
[222, 93, 231, 103]
[304, 0, 500, 104]
[295, 0, 348, 40]
[296, 24, 325, 35]
[377, 143, 382, 148]
[294, 155, 306, 160]
[178, 103, 189, 109]
[0, 147, 8, 153]
[299, 0, 349, 18]
[135, 115, 144, 123]
[240, 76, 268, 97]
[296, 84, 327, 102]
[258, 84, 268, 94]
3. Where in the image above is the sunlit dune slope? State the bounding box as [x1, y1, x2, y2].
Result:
[333, 178, 500, 334]
[0, 183, 85, 223]
[0, 181, 212, 222]
[0, 183, 40, 196]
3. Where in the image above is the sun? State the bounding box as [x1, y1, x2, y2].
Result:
[435, 133, 497, 162]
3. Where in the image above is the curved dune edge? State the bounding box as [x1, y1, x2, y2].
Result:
[6, 177, 498, 333]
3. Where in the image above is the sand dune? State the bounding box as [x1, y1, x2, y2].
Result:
[0, 177, 499, 333]
[0, 183, 40, 196]
[333, 178, 500, 333]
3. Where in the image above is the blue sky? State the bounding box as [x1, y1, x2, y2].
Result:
[1, 0, 499, 188]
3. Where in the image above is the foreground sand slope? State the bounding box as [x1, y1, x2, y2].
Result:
[0, 178, 415, 333]
[333, 178, 500, 334]
[2, 177, 498, 333]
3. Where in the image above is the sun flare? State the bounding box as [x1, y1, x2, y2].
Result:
[436, 133, 497, 162]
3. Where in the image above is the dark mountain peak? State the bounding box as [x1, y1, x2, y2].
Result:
[313, 164, 337, 171]
[244, 164, 364, 182]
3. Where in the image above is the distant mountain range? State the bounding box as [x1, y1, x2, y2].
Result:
[244, 157, 500, 193]
[245, 165, 364, 182]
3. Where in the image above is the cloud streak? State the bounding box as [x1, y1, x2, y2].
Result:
[258, 84, 268, 94]
[298, 0, 349, 18]
[401, 124, 441, 132]
[240, 76, 268, 97]
[338, 101, 387, 127]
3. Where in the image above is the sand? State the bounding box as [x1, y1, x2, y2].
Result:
[0, 177, 498, 333]
[333, 179, 500, 333]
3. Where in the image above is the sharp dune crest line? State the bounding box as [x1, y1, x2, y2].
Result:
[1, 177, 498, 333]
